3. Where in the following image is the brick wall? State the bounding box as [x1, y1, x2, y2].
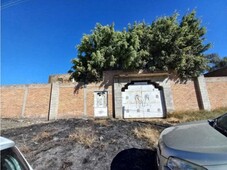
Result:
[24, 85, 51, 118]
[1, 75, 227, 119]
[52, 82, 113, 119]
[58, 85, 84, 118]
[170, 80, 200, 111]
[1, 86, 25, 118]
[206, 77, 227, 109]
[1, 84, 51, 119]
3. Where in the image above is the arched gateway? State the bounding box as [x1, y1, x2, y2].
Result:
[122, 81, 165, 118]
[113, 72, 174, 119]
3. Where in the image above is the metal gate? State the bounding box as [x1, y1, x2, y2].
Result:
[122, 82, 164, 118]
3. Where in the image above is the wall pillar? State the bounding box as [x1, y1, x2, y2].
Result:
[83, 85, 87, 117]
[48, 82, 60, 120]
[113, 78, 124, 119]
[21, 85, 28, 118]
[195, 75, 211, 111]
[161, 79, 174, 113]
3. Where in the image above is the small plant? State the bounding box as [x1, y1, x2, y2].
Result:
[68, 128, 96, 148]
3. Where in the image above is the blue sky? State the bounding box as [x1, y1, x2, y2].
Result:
[2, 0, 227, 85]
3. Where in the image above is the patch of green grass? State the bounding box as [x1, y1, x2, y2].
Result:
[167, 107, 227, 123]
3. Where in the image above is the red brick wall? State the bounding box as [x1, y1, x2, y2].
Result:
[1, 86, 25, 118]
[1, 84, 51, 118]
[206, 77, 227, 109]
[1, 76, 226, 119]
[58, 85, 84, 118]
[170, 80, 200, 111]
[25, 85, 51, 118]
[56, 83, 113, 118]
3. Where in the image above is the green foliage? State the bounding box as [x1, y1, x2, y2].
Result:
[206, 53, 227, 71]
[69, 10, 211, 83]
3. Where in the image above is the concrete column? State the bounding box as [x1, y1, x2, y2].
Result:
[114, 79, 122, 118]
[21, 85, 28, 118]
[113, 77, 127, 119]
[48, 82, 60, 120]
[195, 75, 211, 111]
[162, 79, 174, 114]
[83, 85, 87, 117]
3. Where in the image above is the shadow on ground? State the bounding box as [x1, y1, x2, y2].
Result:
[111, 148, 158, 170]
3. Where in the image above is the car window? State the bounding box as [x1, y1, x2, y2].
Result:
[217, 114, 227, 130]
[1, 147, 29, 170]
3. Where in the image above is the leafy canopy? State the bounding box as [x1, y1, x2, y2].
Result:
[69, 11, 211, 83]
[205, 53, 227, 71]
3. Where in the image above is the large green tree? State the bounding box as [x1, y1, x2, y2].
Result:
[69, 11, 211, 83]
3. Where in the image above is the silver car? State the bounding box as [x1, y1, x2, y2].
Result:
[0, 136, 33, 170]
[157, 113, 227, 170]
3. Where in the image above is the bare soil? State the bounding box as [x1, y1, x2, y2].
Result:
[1, 118, 171, 170]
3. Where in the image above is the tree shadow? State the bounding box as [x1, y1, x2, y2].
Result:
[73, 71, 114, 94]
[73, 82, 84, 94]
[111, 148, 158, 170]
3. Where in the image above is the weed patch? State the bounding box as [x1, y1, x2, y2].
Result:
[68, 128, 96, 148]
[133, 127, 160, 147]
[32, 131, 51, 142]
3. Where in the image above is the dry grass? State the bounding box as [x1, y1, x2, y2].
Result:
[94, 119, 109, 126]
[167, 107, 227, 123]
[133, 127, 160, 147]
[68, 128, 96, 147]
[32, 131, 51, 142]
[19, 145, 32, 154]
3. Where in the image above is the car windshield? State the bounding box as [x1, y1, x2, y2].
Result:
[1, 147, 30, 170]
[214, 113, 227, 137]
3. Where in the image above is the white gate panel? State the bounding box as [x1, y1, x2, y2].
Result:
[94, 91, 108, 117]
[122, 83, 164, 118]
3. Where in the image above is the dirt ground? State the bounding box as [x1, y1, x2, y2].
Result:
[1, 118, 172, 170]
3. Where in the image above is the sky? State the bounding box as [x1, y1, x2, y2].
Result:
[1, 0, 227, 85]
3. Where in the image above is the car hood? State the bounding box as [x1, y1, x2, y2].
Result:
[159, 121, 227, 166]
